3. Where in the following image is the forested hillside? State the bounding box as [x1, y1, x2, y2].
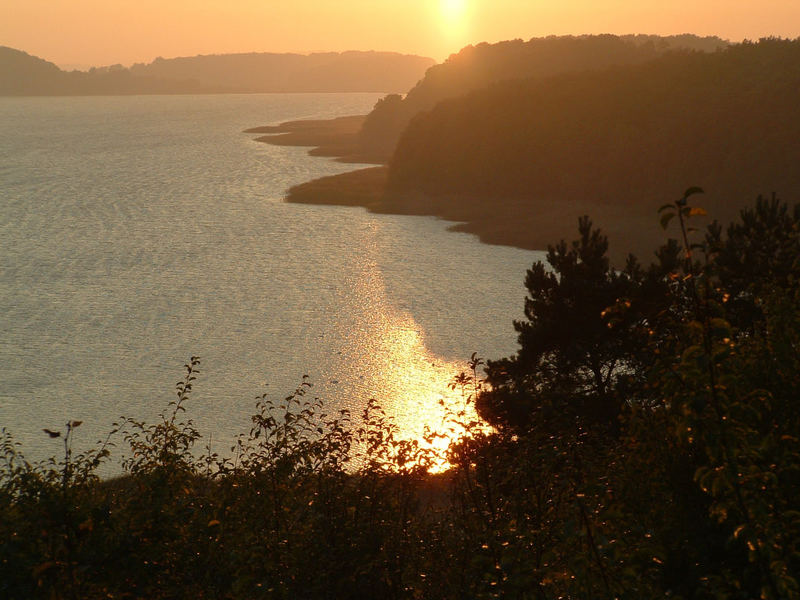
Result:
[359, 34, 727, 158]
[382, 38, 800, 259]
[0, 47, 63, 95]
[0, 47, 218, 95]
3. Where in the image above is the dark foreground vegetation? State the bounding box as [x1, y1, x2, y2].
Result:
[2, 192, 800, 599]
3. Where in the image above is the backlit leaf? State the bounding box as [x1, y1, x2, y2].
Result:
[660, 212, 675, 229]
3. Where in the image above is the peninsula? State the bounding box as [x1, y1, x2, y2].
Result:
[249, 35, 800, 265]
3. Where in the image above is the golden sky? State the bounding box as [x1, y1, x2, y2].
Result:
[3, 0, 800, 69]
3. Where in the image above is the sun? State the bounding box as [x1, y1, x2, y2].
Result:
[441, 0, 467, 20]
[439, 0, 469, 35]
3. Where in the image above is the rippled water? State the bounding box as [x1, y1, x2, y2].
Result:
[0, 93, 543, 468]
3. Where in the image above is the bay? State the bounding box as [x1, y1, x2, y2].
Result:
[0, 93, 544, 469]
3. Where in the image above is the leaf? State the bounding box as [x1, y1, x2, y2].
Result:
[70, 420, 83, 428]
[683, 186, 705, 198]
[43, 429, 61, 438]
[660, 212, 676, 230]
[208, 519, 221, 527]
[688, 207, 708, 217]
[658, 203, 675, 213]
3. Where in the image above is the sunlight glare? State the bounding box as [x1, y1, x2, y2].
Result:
[441, 0, 467, 20]
[342, 231, 489, 473]
[439, 0, 470, 38]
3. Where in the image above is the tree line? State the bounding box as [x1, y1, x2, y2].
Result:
[359, 34, 727, 160]
[386, 38, 800, 234]
[0, 47, 433, 96]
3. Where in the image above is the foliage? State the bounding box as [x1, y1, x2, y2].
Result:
[2, 194, 799, 599]
[478, 215, 676, 432]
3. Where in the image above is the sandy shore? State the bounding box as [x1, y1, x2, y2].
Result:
[248, 116, 685, 266]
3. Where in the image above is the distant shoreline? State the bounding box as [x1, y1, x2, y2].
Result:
[1, 47, 435, 97]
[248, 116, 677, 266]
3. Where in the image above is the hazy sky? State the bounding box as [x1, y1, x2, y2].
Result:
[3, 0, 800, 69]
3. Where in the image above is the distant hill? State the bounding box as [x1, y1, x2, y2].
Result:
[0, 47, 434, 96]
[0, 47, 63, 95]
[128, 51, 435, 93]
[358, 34, 729, 159]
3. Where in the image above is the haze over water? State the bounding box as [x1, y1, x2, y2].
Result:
[0, 93, 542, 468]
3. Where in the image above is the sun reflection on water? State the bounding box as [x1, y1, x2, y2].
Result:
[332, 226, 489, 471]
[365, 316, 474, 471]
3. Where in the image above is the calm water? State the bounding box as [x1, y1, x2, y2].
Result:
[0, 93, 543, 467]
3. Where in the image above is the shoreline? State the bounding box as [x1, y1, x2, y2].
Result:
[245, 115, 383, 164]
[247, 116, 679, 266]
[285, 167, 668, 265]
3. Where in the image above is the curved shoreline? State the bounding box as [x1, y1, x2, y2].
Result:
[245, 115, 383, 164]
[284, 167, 666, 265]
[247, 116, 675, 266]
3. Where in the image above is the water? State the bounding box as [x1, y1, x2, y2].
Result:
[0, 93, 543, 468]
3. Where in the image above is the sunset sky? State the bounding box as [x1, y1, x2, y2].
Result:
[3, 0, 800, 70]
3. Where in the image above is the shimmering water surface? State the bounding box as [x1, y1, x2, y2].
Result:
[0, 94, 543, 467]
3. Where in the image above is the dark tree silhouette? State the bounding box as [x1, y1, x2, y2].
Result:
[478, 216, 675, 432]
